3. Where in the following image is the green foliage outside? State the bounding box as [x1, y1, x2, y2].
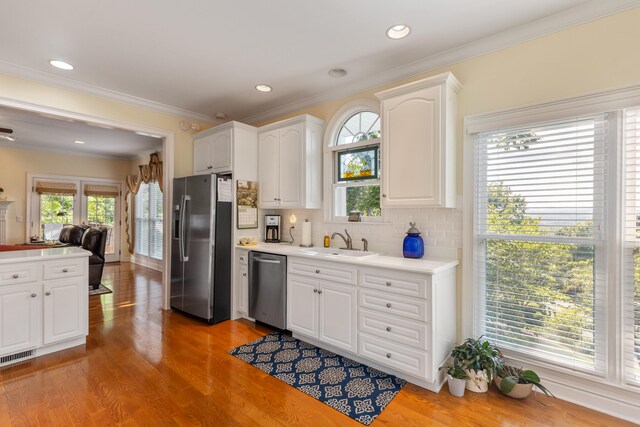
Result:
[346, 186, 380, 217]
[40, 195, 73, 226]
[87, 196, 116, 225]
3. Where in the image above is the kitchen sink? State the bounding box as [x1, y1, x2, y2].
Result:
[299, 247, 381, 259]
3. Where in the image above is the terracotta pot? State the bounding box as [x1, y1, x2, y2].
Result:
[447, 375, 466, 397]
[464, 369, 489, 393]
[494, 376, 534, 399]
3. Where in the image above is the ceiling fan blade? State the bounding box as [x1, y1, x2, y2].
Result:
[0, 128, 13, 134]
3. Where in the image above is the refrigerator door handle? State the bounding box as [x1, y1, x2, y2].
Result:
[182, 195, 191, 262]
[254, 258, 281, 264]
[178, 195, 185, 262]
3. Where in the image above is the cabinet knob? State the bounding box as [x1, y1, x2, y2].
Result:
[386, 303, 392, 308]
[313, 289, 318, 293]
[62, 268, 69, 273]
[30, 293, 37, 298]
[318, 290, 323, 295]
[242, 273, 247, 277]
[386, 353, 392, 359]
[315, 269, 320, 274]
[382, 194, 387, 198]
[240, 257, 244, 261]
[273, 198, 277, 201]
[207, 166, 213, 169]
[45, 291, 51, 296]
[386, 281, 391, 286]
[386, 327, 392, 332]
[12, 274, 19, 279]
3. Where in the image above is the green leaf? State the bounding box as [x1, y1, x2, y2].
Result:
[521, 370, 540, 383]
[500, 376, 518, 394]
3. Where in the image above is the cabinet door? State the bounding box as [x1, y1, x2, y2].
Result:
[381, 85, 442, 207]
[238, 263, 249, 315]
[211, 129, 232, 173]
[43, 277, 85, 345]
[0, 284, 39, 356]
[318, 281, 357, 353]
[278, 123, 304, 208]
[258, 130, 280, 208]
[193, 135, 212, 174]
[287, 276, 318, 338]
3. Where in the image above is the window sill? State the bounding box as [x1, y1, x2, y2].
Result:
[325, 220, 392, 226]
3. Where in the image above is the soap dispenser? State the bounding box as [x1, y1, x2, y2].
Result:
[403, 222, 424, 259]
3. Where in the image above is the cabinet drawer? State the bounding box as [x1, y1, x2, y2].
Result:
[237, 252, 249, 265]
[360, 268, 429, 299]
[359, 290, 427, 322]
[0, 263, 39, 285]
[288, 258, 356, 285]
[358, 333, 428, 380]
[359, 308, 427, 350]
[43, 258, 85, 280]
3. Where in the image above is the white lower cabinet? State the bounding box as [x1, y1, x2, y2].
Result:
[0, 283, 39, 356]
[287, 274, 357, 353]
[235, 250, 249, 317]
[43, 277, 85, 345]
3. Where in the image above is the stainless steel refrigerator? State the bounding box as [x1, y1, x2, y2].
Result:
[170, 174, 232, 324]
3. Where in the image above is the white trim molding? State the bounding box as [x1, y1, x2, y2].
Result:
[463, 82, 640, 423]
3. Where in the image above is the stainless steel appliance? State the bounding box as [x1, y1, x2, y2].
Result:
[264, 215, 281, 243]
[249, 251, 287, 329]
[171, 174, 232, 323]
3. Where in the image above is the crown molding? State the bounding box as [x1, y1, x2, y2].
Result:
[240, 0, 640, 125]
[0, 60, 218, 125]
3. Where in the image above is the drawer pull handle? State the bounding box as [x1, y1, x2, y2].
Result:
[386, 303, 392, 308]
[30, 293, 37, 298]
[386, 281, 391, 286]
[386, 327, 392, 332]
[62, 268, 69, 273]
[313, 289, 318, 293]
[45, 291, 51, 296]
[317, 290, 323, 295]
[12, 274, 19, 279]
[386, 353, 392, 359]
[315, 269, 320, 274]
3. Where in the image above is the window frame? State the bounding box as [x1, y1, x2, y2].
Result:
[463, 86, 640, 415]
[322, 99, 385, 223]
[134, 181, 163, 261]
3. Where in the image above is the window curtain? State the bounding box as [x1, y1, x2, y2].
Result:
[124, 153, 163, 254]
[34, 181, 77, 195]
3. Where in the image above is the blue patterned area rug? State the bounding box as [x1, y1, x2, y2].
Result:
[229, 333, 406, 425]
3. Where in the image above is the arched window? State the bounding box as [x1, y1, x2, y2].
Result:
[324, 100, 382, 222]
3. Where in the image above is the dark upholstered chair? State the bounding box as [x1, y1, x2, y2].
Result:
[81, 227, 109, 290]
[58, 225, 88, 246]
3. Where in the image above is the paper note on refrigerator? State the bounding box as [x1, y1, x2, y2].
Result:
[217, 178, 232, 202]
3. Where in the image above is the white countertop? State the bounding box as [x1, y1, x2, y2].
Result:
[0, 246, 91, 264]
[236, 243, 458, 275]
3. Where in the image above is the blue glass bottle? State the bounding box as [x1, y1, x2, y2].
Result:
[403, 222, 424, 259]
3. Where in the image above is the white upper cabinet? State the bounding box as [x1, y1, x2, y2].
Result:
[193, 122, 257, 175]
[376, 72, 461, 208]
[258, 115, 324, 209]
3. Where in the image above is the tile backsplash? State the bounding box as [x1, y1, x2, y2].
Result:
[265, 201, 462, 259]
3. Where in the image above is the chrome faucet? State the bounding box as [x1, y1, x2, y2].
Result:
[331, 229, 353, 250]
[362, 238, 368, 252]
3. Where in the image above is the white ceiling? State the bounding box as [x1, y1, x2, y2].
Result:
[0, 105, 161, 159]
[0, 0, 638, 124]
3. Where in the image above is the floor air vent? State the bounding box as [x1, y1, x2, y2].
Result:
[0, 349, 35, 367]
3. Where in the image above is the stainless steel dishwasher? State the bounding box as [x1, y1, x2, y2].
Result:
[248, 251, 287, 329]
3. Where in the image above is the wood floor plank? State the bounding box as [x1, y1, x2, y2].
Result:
[0, 262, 634, 426]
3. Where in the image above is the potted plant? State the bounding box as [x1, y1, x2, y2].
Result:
[440, 360, 469, 397]
[450, 336, 502, 393]
[495, 363, 555, 399]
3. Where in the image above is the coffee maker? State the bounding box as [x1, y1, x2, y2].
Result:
[265, 215, 281, 243]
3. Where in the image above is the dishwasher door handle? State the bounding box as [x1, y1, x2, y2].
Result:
[254, 258, 281, 264]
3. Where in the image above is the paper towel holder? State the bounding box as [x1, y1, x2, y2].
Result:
[300, 218, 313, 248]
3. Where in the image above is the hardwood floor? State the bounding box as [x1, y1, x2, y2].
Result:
[0, 262, 633, 426]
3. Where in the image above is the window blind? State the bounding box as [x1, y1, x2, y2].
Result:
[475, 114, 608, 373]
[135, 181, 163, 260]
[624, 107, 640, 385]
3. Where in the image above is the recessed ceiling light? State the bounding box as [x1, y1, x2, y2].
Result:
[255, 84, 272, 93]
[386, 24, 411, 40]
[328, 68, 347, 78]
[215, 113, 227, 120]
[49, 60, 74, 70]
[74, 140, 85, 144]
[0, 135, 15, 142]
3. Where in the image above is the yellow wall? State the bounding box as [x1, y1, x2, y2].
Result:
[0, 146, 131, 244]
